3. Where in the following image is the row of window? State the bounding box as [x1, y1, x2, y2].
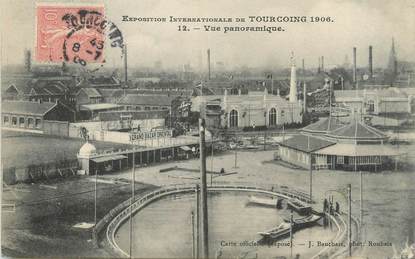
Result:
[349, 156, 381, 165]
[229, 108, 286, 128]
[126, 105, 169, 111]
[3, 115, 42, 129]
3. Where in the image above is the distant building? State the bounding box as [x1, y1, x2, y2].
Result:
[2, 100, 76, 132]
[192, 88, 303, 129]
[279, 117, 403, 171]
[75, 88, 103, 111]
[2, 77, 77, 104]
[334, 88, 411, 114]
[117, 94, 175, 111]
[78, 103, 123, 120]
[78, 76, 121, 88]
[73, 110, 168, 132]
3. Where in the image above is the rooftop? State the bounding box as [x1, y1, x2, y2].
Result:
[117, 94, 175, 106]
[334, 88, 408, 99]
[78, 88, 102, 98]
[80, 103, 122, 111]
[280, 134, 336, 153]
[2, 100, 56, 116]
[326, 120, 388, 140]
[302, 117, 345, 134]
[98, 110, 168, 121]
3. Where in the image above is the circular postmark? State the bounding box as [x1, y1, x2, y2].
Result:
[60, 8, 124, 67]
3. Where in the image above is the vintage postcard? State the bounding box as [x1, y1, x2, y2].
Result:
[1, 0, 414, 258]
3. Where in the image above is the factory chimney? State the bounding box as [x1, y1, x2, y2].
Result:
[369, 46, 373, 79]
[207, 49, 211, 80]
[289, 52, 298, 102]
[24, 49, 31, 72]
[353, 47, 357, 87]
[317, 57, 321, 73]
[302, 59, 305, 75]
[303, 81, 307, 112]
[321, 56, 324, 72]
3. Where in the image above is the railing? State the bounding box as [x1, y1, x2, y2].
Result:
[102, 182, 314, 257]
[310, 212, 343, 259]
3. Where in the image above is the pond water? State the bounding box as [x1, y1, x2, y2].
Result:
[115, 191, 335, 258]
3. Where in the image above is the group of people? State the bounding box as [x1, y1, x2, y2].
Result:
[323, 198, 340, 215]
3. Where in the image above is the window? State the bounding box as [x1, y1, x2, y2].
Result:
[19, 117, 25, 127]
[145, 106, 151, 110]
[367, 100, 375, 113]
[3, 116, 10, 125]
[229, 109, 238, 128]
[35, 118, 42, 129]
[337, 156, 344, 164]
[152, 107, 158, 110]
[269, 108, 277, 126]
[281, 110, 285, 117]
[12, 117, 17, 126]
[27, 118, 34, 128]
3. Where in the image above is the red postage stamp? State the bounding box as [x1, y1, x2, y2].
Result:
[36, 4, 105, 64]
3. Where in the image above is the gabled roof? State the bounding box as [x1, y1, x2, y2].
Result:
[302, 117, 345, 134]
[78, 88, 102, 98]
[326, 120, 388, 140]
[280, 134, 336, 153]
[2, 101, 57, 116]
[1, 77, 32, 94]
[117, 94, 174, 106]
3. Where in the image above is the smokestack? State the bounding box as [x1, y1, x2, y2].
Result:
[303, 82, 307, 112]
[302, 59, 305, 75]
[24, 49, 31, 72]
[289, 52, 298, 103]
[369, 45, 373, 79]
[353, 47, 357, 86]
[124, 44, 128, 84]
[207, 49, 211, 80]
[317, 57, 321, 74]
[321, 56, 324, 72]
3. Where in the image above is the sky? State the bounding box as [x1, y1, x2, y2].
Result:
[1, 0, 414, 70]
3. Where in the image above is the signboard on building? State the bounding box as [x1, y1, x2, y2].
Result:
[129, 130, 173, 143]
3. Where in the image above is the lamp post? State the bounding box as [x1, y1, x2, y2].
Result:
[199, 119, 209, 259]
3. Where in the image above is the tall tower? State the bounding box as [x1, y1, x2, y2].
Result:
[289, 52, 298, 102]
[24, 49, 31, 72]
[207, 49, 211, 80]
[368, 46, 373, 79]
[353, 47, 357, 86]
[387, 38, 398, 77]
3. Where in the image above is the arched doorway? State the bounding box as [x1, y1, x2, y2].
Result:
[269, 108, 277, 126]
[229, 109, 238, 128]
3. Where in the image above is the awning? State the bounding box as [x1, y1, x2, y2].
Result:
[92, 155, 127, 163]
[314, 144, 405, 157]
[180, 146, 192, 151]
